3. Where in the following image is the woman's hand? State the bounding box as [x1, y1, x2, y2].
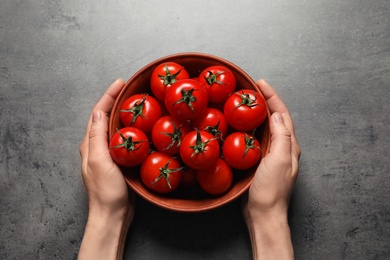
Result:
[78, 79, 134, 260]
[243, 79, 301, 260]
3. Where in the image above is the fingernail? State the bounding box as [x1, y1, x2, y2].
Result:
[273, 112, 283, 123]
[92, 111, 101, 123]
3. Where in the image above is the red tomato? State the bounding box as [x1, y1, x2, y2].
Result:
[191, 108, 228, 140]
[196, 158, 233, 195]
[150, 62, 190, 101]
[165, 79, 208, 121]
[180, 130, 220, 170]
[180, 167, 198, 188]
[222, 132, 261, 170]
[119, 94, 162, 134]
[109, 127, 150, 167]
[198, 65, 236, 104]
[151, 115, 191, 155]
[140, 152, 183, 193]
[223, 89, 267, 132]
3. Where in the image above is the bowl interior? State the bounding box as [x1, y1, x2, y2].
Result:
[109, 52, 271, 212]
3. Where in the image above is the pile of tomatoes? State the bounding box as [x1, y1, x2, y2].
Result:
[109, 62, 268, 196]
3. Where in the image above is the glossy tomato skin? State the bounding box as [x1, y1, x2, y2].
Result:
[109, 127, 150, 167]
[191, 108, 228, 141]
[119, 94, 162, 134]
[180, 130, 220, 170]
[151, 115, 191, 155]
[165, 79, 208, 122]
[223, 89, 267, 132]
[198, 66, 236, 104]
[222, 132, 261, 170]
[150, 62, 190, 101]
[196, 158, 233, 195]
[140, 152, 183, 194]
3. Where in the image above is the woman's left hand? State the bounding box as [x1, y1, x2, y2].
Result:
[79, 79, 134, 260]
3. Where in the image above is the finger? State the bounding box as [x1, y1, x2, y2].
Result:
[80, 79, 125, 154]
[79, 143, 88, 181]
[257, 79, 289, 114]
[257, 79, 297, 139]
[83, 78, 125, 138]
[258, 80, 301, 177]
[268, 112, 292, 160]
[281, 113, 301, 162]
[95, 78, 125, 115]
[88, 110, 110, 166]
[280, 113, 301, 179]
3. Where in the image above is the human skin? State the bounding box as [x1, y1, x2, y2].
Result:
[78, 79, 134, 260]
[242, 79, 301, 260]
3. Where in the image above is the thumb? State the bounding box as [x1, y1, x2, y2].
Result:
[269, 112, 292, 158]
[88, 110, 109, 158]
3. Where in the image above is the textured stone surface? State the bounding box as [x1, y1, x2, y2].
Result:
[1, 0, 389, 259]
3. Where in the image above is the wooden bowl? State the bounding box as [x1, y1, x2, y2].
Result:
[109, 52, 271, 212]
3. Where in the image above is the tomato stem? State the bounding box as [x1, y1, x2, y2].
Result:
[172, 88, 197, 112]
[190, 129, 216, 157]
[204, 118, 223, 140]
[118, 94, 148, 126]
[160, 120, 184, 150]
[153, 158, 183, 189]
[158, 63, 183, 86]
[233, 90, 261, 110]
[110, 128, 147, 151]
[242, 133, 261, 158]
[203, 70, 226, 85]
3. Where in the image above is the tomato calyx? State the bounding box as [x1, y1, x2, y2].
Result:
[159, 63, 183, 86]
[203, 70, 225, 85]
[242, 133, 261, 158]
[190, 129, 216, 157]
[172, 88, 197, 112]
[118, 95, 148, 125]
[233, 90, 261, 110]
[160, 120, 184, 150]
[204, 118, 223, 140]
[110, 129, 147, 151]
[153, 158, 183, 189]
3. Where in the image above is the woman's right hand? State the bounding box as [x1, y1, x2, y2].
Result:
[243, 79, 301, 260]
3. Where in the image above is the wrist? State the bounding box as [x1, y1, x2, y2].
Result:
[79, 205, 132, 260]
[243, 194, 288, 225]
[87, 202, 129, 226]
[86, 210, 126, 239]
[244, 207, 294, 260]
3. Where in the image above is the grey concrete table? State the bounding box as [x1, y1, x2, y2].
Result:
[1, 1, 389, 259]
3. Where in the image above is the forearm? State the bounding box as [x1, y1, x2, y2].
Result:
[78, 207, 132, 260]
[245, 211, 294, 260]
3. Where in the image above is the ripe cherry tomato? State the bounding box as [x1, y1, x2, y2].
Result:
[198, 65, 236, 104]
[151, 115, 191, 155]
[165, 79, 208, 122]
[180, 129, 220, 170]
[222, 132, 261, 170]
[191, 108, 228, 141]
[109, 127, 150, 167]
[196, 158, 233, 195]
[180, 167, 198, 188]
[119, 94, 162, 134]
[150, 62, 190, 101]
[140, 152, 184, 194]
[223, 89, 267, 132]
